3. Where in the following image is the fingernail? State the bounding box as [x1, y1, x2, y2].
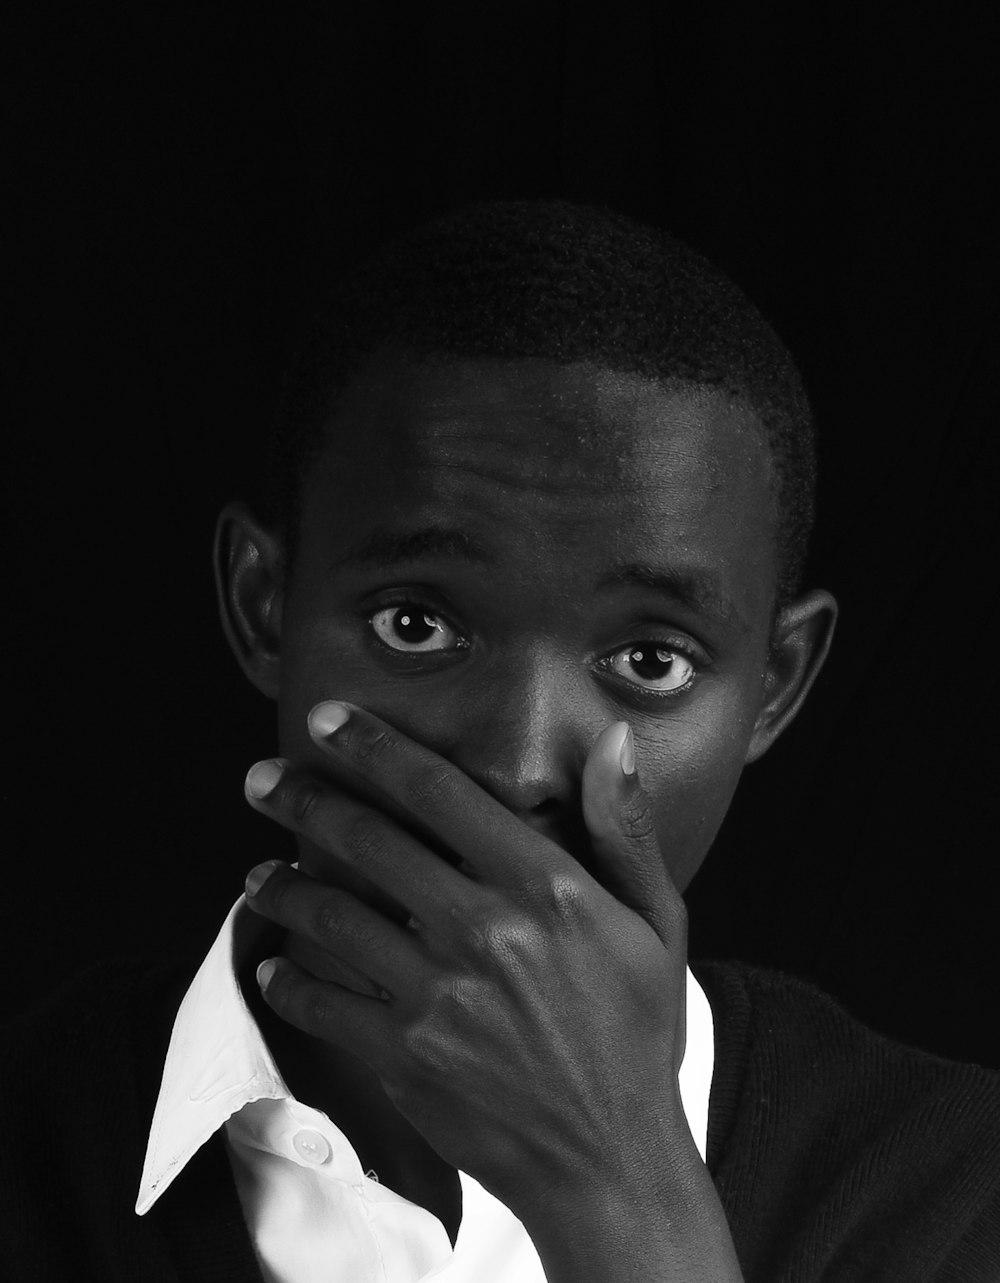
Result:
[257, 959, 276, 993]
[245, 860, 280, 897]
[246, 759, 284, 799]
[620, 725, 635, 776]
[308, 701, 350, 739]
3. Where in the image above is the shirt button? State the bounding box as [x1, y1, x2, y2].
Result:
[292, 1128, 332, 1165]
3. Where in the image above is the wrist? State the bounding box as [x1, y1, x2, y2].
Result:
[516, 1131, 743, 1283]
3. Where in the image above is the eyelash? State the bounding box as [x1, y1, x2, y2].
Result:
[368, 600, 469, 658]
[594, 642, 700, 700]
[365, 596, 704, 699]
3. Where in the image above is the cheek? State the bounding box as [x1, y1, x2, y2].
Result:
[275, 598, 365, 763]
[276, 602, 467, 767]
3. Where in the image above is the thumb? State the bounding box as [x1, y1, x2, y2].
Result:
[581, 721, 681, 943]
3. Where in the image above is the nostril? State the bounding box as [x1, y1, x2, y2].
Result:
[518, 803, 590, 860]
[518, 796, 568, 831]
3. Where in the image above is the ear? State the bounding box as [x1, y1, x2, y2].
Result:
[745, 588, 838, 764]
[214, 501, 286, 701]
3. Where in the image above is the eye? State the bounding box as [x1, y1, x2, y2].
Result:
[369, 604, 465, 654]
[602, 643, 696, 694]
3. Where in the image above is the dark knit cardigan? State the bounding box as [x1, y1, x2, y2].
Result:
[2, 959, 998, 1282]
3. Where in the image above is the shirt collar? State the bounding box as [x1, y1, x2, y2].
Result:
[136, 896, 289, 1213]
[137, 895, 714, 1214]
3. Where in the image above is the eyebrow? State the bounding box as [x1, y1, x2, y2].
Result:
[331, 527, 743, 628]
[330, 525, 495, 572]
[597, 562, 743, 628]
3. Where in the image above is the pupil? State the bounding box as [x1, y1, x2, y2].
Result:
[630, 647, 672, 680]
[395, 609, 436, 643]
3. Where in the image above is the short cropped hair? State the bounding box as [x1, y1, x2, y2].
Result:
[268, 199, 816, 603]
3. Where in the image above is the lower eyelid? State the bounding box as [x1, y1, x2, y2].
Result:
[595, 646, 701, 693]
[593, 668, 697, 704]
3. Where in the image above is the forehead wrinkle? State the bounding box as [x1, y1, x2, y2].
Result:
[426, 456, 612, 498]
[328, 524, 495, 574]
[306, 362, 779, 624]
[413, 418, 644, 499]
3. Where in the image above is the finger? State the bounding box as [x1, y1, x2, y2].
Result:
[244, 859, 425, 994]
[580, 722, 682, 943]
[256, 954, 394, 1061]
[303, 701, 567, 887]
[244, 761, 470, 925]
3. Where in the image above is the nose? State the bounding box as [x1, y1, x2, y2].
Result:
[438, 644, 605, 838]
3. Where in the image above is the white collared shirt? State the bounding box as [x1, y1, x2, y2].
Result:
[138, 895, 715, 1282]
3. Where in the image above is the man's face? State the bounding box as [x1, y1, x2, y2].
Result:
[269, 353, 782, 895]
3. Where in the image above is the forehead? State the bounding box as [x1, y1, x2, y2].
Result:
[321, 352, 766, 484]
[298, 354, 779, 625]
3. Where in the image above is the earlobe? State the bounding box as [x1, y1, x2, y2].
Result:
[214, 501, 286, 701]
[745, 588, 838, 764]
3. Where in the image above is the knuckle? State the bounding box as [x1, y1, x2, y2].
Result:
[351, 725, 398, 771]
[310, 893, 381, 956]
[481, 907, 544, 964]
[398, 974, 473, 1063]
[344, 812, 388, 868]
[284, 777, 320, 826]
[405, 762, 459, 815]
[312, 898, 344, 946]
[424, 970, 470, 1015]
[537, 870, 587, 922]
[303, 983, 334, 1030]
[621, 792, 657, 844]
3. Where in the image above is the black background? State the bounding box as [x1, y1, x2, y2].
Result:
[6, 4, 999, 1067]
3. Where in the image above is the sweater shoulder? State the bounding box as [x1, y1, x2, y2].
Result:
[693, 959, 1000, 1281]
[2, 958, 194, 1082]
[0, 959, 195, 1129]
[0, 958, 207, 1282]
[696, 957, 1000, 1084]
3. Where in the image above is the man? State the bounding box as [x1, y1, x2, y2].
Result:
[3, 200, 998, 1281]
